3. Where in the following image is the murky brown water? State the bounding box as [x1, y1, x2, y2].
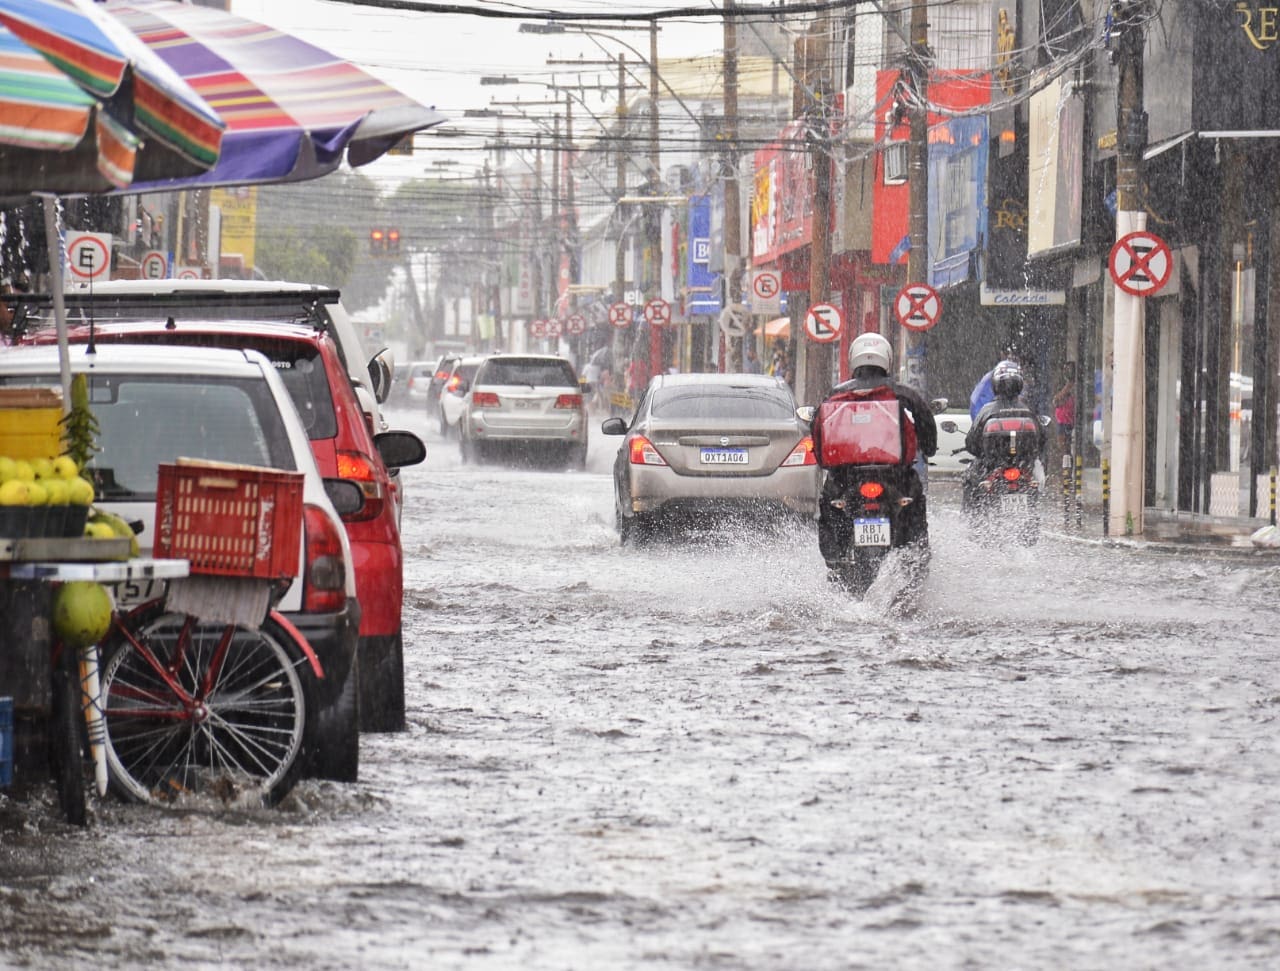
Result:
[4, 407, 1280, 969]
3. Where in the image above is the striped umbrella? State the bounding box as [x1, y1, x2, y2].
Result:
[104, 0, 446, 190]
[0, 0, 223, 194]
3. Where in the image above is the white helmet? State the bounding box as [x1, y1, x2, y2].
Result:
[849, 332, 893, 373]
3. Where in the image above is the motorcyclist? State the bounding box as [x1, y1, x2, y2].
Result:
[812, 333, 937, 566]
[964, 359, 1047, 502]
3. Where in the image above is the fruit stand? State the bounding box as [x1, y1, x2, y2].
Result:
[0, 385, 189, 823]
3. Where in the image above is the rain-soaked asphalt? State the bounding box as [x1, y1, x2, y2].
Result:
[4, 402, 1280, 970]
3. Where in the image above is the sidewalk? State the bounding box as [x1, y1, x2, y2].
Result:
[932, 474, 1280, 558]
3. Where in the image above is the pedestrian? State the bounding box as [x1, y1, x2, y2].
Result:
[743, 342, 762, 374]
[1053, 360, 1077, 455]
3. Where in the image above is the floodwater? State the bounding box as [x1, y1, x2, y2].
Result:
[4, 403, 1280, 969]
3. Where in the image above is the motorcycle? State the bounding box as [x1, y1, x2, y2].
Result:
[802, 396, 945, 598]
[942, 413, 1050, 545]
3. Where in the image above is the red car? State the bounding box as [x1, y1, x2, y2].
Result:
[26, 311, 425, 736]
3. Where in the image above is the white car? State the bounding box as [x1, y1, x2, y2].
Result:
[932, 409, 973, 476]
[437, 355, 486, 438]
[0, 343, 364, 797]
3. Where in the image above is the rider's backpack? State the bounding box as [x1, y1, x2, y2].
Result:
[980, 408, 1040, 462]
[814, 384, 918, 468]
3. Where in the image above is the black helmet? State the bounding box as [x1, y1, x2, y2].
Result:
[992, 359, 1024, 398]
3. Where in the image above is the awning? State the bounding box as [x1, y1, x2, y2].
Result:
[764, 316, 790, 339]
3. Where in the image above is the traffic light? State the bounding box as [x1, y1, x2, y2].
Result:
[387, 228, 400, 254]
[369, 228, 386, 254]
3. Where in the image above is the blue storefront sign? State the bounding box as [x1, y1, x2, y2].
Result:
[687, 195, 722, 316]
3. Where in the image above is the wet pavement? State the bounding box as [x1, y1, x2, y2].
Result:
[4, 408, 1280, 969]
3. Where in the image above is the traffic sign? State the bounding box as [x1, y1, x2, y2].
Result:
[176, 266, 202, 280]
[894, 283, 942, 332]
[643, 298, 671, 326]
[750, 269, 782, 314]
[804, 303, 843, 343]
[718, 304, 747, 338]
[608, 302, 632, 329]
[566, 313, 586, 336]
[66, 232, 112, 282]
[545, 318, 563, 338]
[1109, 230, 1172, 297]
[140, 250, 168, 280]
[529, 319, 547, 339]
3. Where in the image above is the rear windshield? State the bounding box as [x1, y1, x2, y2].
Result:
[77, 332, 338, 441]
[651, 385, 796, 421]
[477, 357, 577, 388]
[0, 372, 295, 500]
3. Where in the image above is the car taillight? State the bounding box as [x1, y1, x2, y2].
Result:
[859, 481, 884, 499]
[302, 503, 347, 613]
[628, 435, 667, 466]
[555, 393, 584, 410]
[445, 376, 462, 392]
[781, 436, 817, 467]
[472, 391, 500, 408]
[336, 449, 385, 521]
[1003, 467, 1022, 481]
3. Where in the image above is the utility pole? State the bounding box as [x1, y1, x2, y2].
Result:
[903, 0, 931, 393]
[722, 0, 742, 371]
[564, 89, 579, 325]
[647, 20, 662, 307]
[1109, 0, 1148, 535]
[802, 15, 834, 404]
[483, 161, 502, 349]
[614, 53, 628, 310]
[533, 132, 544, 330]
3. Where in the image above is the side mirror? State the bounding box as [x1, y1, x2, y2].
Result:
[939, 420, 959, 434]
[368, 350, 394, 404]
[1039, 414, 1052, 427]
[930, 397, 949, 412]
[601, 416, 627, 435]
[795, 405, 816, 424]
[323, 478, 365, 517]
[374, 430, 427, 469]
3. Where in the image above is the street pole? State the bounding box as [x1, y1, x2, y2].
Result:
[614, 52, 628, 311]
[722, 0, 741, 372]
[1109, 1, 1148, 536]
[803, 15, 833, 405]
[903, 0, 931, 393]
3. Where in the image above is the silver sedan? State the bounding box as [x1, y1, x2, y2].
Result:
[601, 372, 820, 543]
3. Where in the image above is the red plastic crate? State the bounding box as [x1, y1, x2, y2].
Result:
[154, 461, 304, 580]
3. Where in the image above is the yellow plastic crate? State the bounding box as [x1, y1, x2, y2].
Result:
[0, 388, 65, 461]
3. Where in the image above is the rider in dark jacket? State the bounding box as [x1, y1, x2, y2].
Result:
[964, 359, 1047, 506]
[813, 333, 937, 565]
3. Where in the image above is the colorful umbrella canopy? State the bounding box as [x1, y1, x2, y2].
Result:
[105, 0, 447, 191]
[0, 0, 224, 193]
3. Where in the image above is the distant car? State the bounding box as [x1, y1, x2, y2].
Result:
[0, 343, 362, 791]
[397, 360, 434, 403]
[933, 409, 973, 476]
[437, 355, 486, 438]
[458, 354, 588, 467]
[426, 352, 464, 420]
[600, 372, 820, 543]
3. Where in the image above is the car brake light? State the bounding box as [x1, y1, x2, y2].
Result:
[1003, 467, 1022, 481]
[781, 436, 817, 467]
[336, 450, 385, 521]
[302, 503, 347, 613]
[859, 481, 884, 499]
[628, 435, 667, 466]
[555, 393, 584, 410]
[445, 376, 461, 392]
[471, 390, 500, 407]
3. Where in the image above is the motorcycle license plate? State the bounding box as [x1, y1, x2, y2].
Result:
[853, 517, 891, 547]
[1001, 494, 1029, 514]
[700, 447, 747, 465]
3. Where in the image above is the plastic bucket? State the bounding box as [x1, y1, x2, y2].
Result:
[0, 696, 13, 787]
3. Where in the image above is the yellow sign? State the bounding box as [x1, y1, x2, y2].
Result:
[212, 187, 257, 275]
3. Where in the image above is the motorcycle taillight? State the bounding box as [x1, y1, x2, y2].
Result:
[859, 481, 884, 499]
[1003, 467, 1022, 481]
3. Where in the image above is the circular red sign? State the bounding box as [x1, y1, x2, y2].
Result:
[566, 314, 586, 335]
[644, 298, 671, 326]
[1109, 231, 1172, 297]
[608, 303, 631, 329]
[546, 318, 563, 337]
[894, 283, 942, 332]
[804, 303, 843, 343]
[529, 319, 547, 339]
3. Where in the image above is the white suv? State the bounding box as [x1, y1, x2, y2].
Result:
[0, 343, 364, 787]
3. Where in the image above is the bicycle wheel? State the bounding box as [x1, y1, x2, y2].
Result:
[99, 604, 316, 807]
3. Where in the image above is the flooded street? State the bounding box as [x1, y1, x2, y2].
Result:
[5, 403, 1280, 969]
